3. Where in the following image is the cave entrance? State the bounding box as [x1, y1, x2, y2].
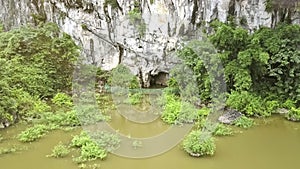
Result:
[149, 72, 169, 88]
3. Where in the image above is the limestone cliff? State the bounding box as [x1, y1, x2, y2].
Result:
[0, 0, 299, 87]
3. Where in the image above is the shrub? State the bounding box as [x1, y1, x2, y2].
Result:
[71, 131, 120, 163]
[176, 102, 200, 124]
[73, 142, 107, 163]
[264, 100, 280, 115]
[39, 110, 81, 127]
[31, 99, 51, 116]
[17, 124, 50, 142]
[71, 131, 107, 163]
[76, 105, 109, 125]
[160, 91, 209, 124]
[48, 142, 70, 158]
[183, 130, 216, 157]
[70, 131, 93, 148]
[160, 94, 181, 124]
[52, 93, 73, 108]
[108, 64, 139, 89]
[212, 123, 234, 136]
[282, 99, 296, 109]
[232, 115, 254, 129]
[0, 23, 79, 98]
[227, 91, 271, 117]
[286, 107, 300, 122]
[90, 131, 121, 152]
[126, 92, 143, 105]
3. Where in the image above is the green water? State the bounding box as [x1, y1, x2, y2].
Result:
[0, 116, 299, 169]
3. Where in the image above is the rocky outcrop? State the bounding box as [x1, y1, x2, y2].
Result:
[218, 109, 242, 124]
[0, 0, 299, 86]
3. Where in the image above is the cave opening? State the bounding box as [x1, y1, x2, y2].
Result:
[149, 72, 169, 88]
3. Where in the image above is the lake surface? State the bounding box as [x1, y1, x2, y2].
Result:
[0, 115, 299, 169]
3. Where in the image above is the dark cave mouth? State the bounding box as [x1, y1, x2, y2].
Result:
[149, 72, 169, 88]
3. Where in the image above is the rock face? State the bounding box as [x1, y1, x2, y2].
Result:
[0, 0, 299, 86]
[218, 109, 242, 124]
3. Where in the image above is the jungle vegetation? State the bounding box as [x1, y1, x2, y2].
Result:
[0, 16, 299, 161]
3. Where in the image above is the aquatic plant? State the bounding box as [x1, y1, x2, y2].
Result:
[132, 140, 143, 149]
[90, 131, 121, 152]
[73, 141, 107, 163]
[286, 107, 300, 122]
[183, 130, 216, 157]
[0, 145, 27, 155]
[125, 92, 143, 105]
[17, 124, 50, 142]
[39, 110, 81, 127]
[48, 142, 70, 158]
[212, 123, 234, 136]
[232, 115, 254, 129]
[71, 131, 120, 163]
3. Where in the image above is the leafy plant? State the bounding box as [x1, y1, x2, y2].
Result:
[71, 131, 108, 163]
[48, 142, 70, 158]
[212, 123, 234, 136]
[286, 107, 300, 122]
[76, 105, 109, 125]
[282, 99, 296, 109]
[75, 141, 107, 163]
[160, 93, 181, 124]
[126, 92, 143, 105]
[232, 115, 254, 129]
[108, 64, 140, 90]
[0, 145, 27, 155]
[17, 124, 50, 142]
[78, 163, 101, 169]
[52, 92, 73, 108]
[183, 130, 216, 157]
[227, 91, 270, 117]
[89, 131, 121, 152]
[71, 131, 93, 148]
[0, 22, 79, 125]
[132, 140, 143, 149]
[127, 2, 147, 37]
[39, 110, 81, 127]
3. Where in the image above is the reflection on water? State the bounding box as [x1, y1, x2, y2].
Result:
[0, 115, 299, 169]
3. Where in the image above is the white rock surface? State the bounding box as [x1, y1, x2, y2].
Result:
[0, 0, 299, 86]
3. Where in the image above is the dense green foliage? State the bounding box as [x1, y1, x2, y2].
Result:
[71, 131, 107, 163]
[17, 124, 52, 142]
[71, 131, 120, 163]
[126, 92, 143, 105]
[212, 123, 234, 136]
[210, 21, 299, 104]
[178, 20, 299, 118]
[286, 107, 300, 121]
[52, 92, 73, 108]
[233, 115, 255, 129]
[183, 130, 216, 157]
[108, 64, 140, 89]
[159, 92, 209, 124]
[0, 23, 79, 125]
